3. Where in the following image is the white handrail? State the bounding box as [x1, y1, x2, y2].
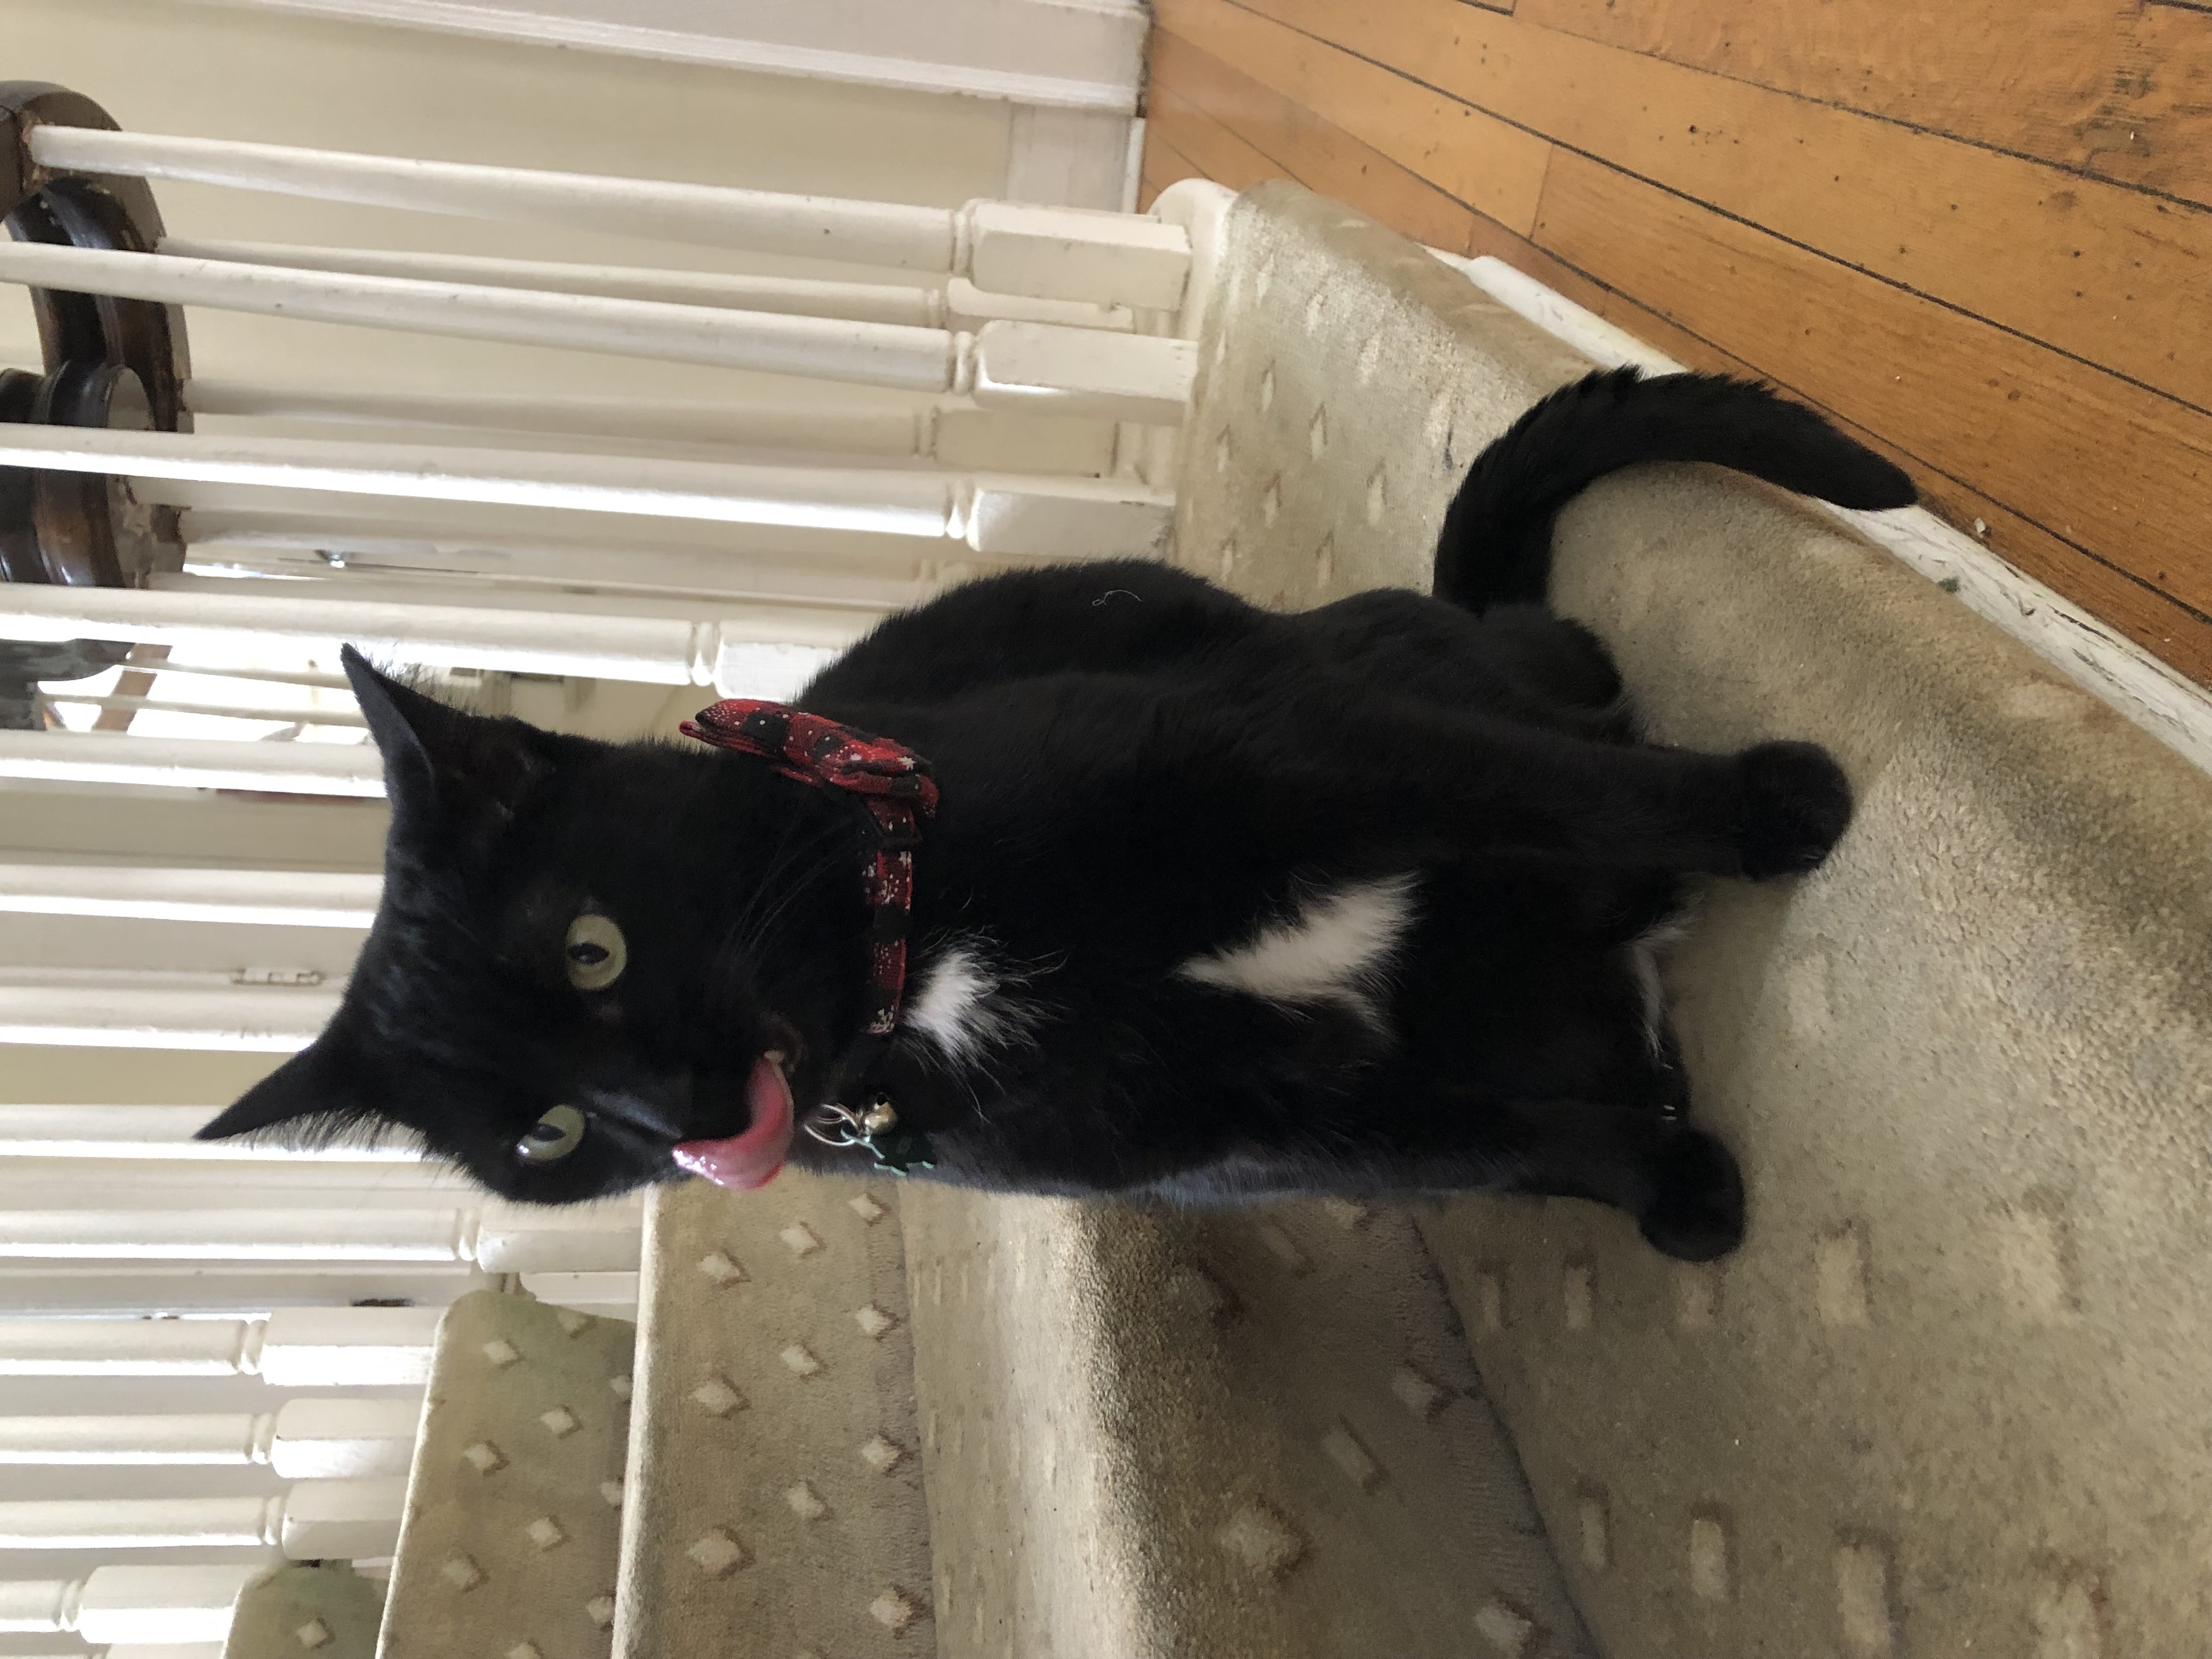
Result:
[29, 126, 1193, 308]
[0, 866, 380, 928]
[0, 425, 1176, 552]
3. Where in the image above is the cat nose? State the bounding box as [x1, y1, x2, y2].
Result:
[585, 1074, 695, 1139]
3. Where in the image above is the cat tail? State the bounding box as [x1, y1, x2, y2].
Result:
[1430, 366, 1915, 613]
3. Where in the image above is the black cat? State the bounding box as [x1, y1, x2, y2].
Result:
[198, 368, 1913, 1261]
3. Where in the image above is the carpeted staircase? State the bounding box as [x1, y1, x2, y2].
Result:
[367, 180, 2212, 1659]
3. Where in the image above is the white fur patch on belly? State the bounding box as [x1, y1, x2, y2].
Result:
[1176, 874, 1419, 1026]
[905, 940, 1038, 1066]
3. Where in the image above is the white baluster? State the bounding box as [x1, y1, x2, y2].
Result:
[0, 1317, 264, 1377]
[166, 235, 953, 324]
[37, 691, 368, 729]
[163, 239, 1138, 332]
[0, 583, 855, 690]
[0, 426, 1176, 552]
[0, 245, 1193, 419]
[0, 1564, 257, 1642]
[0, 1496, 284, 1551]
[0, 1307, 443, 1384]
[0, 983, 345, 1051]
[0, 729, 385, 797]
[0, 1206, 640, 1268]
[256, 1306, 447, 1388]
[0, 867, 380, 929]
[182, 515, 936, 612]
[277, 1477, 407, 1559]
[33, 125, 957, 268]
[0, 1413, 273, 1465]
[0, 1484, 406, 1558]
[30, 126, 1193, 308]
[268, 1398, 422, 1480]
[0, 241, 955, 393]
[180, 384, 1118, 474]
[185, 381, 930, 453]
[0, 1104, 417, 1160]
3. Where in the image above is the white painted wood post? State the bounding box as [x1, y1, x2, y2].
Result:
[0, 984, 346, 1049]
[37, 691, 368, 728]
[0, 1206, 644, 1269]
[0, 730, 385, 797]
[0, 1307, 442, 1383]
[163, 237, 1138, 332]
[180, 385, 1119, 475]
[29, 127, 1194, 308]
[0, 1413, 278, 1465]
[0, 1495, 287, 1550]
[0, 1104, 418, 1160]
[0, 426, 1177, 555]
[0, 866, 379, 928]
[0, 1481, 405, 1556]
[268, 1398, 424, 1479]
[181, 513, 941, 613]
[0, 1564, 258, 1643]
[0, 245, 1194, 418]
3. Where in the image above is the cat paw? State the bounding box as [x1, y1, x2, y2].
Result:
[1638, 1130, 1746, 1262]
[1735, 741, 1853, 879]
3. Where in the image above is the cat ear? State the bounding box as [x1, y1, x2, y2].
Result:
[341, 645, 556, 850]
[196, 1025, 386, 1149]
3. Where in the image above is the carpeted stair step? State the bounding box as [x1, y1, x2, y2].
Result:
[377, 1290, 634, 1659]
[614, 1176, 933, 1658]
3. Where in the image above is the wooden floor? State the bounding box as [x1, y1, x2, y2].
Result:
[1139, 0, 2212, 688]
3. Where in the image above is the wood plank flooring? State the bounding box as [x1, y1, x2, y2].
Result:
[1142, 0, 2212, 687]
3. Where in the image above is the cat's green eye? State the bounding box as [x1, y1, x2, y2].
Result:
[564, 912, 627, 991]
[517, 1103, 586, 1164]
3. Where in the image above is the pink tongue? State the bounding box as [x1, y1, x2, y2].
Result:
[672, 1056, 795, 1189]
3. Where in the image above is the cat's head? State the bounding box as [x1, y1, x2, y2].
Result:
[195, 649, 865, 1203]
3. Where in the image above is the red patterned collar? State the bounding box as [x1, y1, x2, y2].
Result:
[681, 700, 939, 1170]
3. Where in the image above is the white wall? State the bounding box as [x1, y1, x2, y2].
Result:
[187, 0, 1149, 112]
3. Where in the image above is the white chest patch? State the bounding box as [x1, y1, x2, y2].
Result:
[905, 940, 1040, 1066]
[1176, 874, 1419, 1026]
